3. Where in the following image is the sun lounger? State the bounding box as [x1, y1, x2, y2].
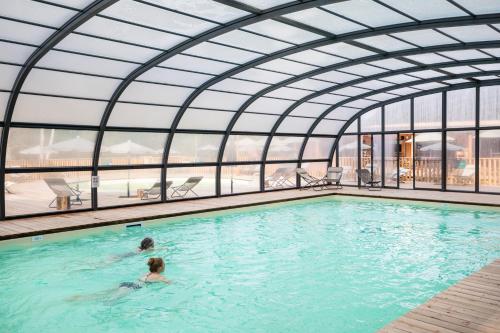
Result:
[265, 167, 295, 189]
[141, 181, 172, 200]
[296, 168, 326, 191]
[44, 178, 83, 208]
[356, 169, 382, 191]
[324, 167, 343, 189]
[170, 177, 203, 198]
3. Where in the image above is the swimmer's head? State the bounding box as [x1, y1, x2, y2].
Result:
[140, 237, 154, 251]
[147, 257, 164, 273]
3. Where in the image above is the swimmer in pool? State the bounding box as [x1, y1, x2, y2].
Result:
[68, 257, 171, 301]
[111, 237, 158, 260]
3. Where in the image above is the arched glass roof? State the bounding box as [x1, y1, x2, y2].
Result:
[1, 0, 500, 218]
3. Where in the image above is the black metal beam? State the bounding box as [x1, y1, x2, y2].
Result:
[0, 0, 119, 218]
[326, 78, 500, 166]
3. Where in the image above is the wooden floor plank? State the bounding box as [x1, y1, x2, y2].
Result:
[379, 260, 500, 333]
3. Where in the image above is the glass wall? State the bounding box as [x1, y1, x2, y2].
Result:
[221, 164, 260, 195]
[385, 100, 410, 131]
[479, 130, 500, 193]
[167, 167, 216, 199]
[414, 93, 442, 130]
[264, 163, 297, 190]
[384, 134, 399, 187]
[447, 88, 475, 128]
[446, 131, 475, 191]
[338, 135, 358, 185]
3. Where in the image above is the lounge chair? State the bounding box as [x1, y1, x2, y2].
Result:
[324, 167, 343, 189]
[44, 178, 83, 208]
[356, 169, 382, 191]
[296, 168, 326, 191]
[170, 176, 203, 198]
[265, 167, 295, 189]
[456, 164, 475, 185]
[141, 181, 172, 200]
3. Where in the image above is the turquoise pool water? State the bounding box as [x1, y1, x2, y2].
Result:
[0, 196, 499, 333]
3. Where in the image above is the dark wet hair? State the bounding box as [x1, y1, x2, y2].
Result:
[140, 237, 154, 250]
[147, 257, 164, 273]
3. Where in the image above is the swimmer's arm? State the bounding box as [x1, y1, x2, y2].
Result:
[160, 276, 172, 285]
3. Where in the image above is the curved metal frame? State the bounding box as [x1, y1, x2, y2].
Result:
[0, 0, 119, 217]
[92, 0, 346, 205]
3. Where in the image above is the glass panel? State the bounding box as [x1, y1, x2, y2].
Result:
[446, 131, 476, 191]
[440, 49, 490, 61]
[257, 59, 316, 75]
[108, 103, 177, 129]
[246, 97, 295, 115]
[212, 30, 291, 53]
[211, 78, 269, 94]
[146, 0, 247, 23]
[232, 68, 292, 84]
[314, 70, 359, 83]
[245, 20, 320, 43]
[0, 92, 8, 119]
[57, 33, 161, 63]
[161, 54, 235, 75]
[447, 88, 476, 128]
[167, 166, 216, 198]
[97, 168, 161, 207]
[0, 64, 20, 90]
[380, 0, 467, 20]
[1, 0, 75, 26]
[479, 129, 500, 192]
[5, 171, 91, 216]
[267, 136, 303, 160]
[290, 103, 331, 117]
[285, 50, 344, 67]
[184, 42, 260, 64]
[0, 40, 35, 64]
[264, 163, 297, 190]
[0, 18, 54, 45]
[317, 42, 375, 59]
[385, 100, 411, 131]
[338, 135, 358, 185]
[223, 135, 267, 162]
[284, 8, 364, 34]
[77, 16, 187, 50]
[360, 135, 372, 172]
[438, 25, 500, 43]
[301, 162, 328, 181]
[480, 85, 500, 126]
[178, 109, 233, 130]
[232, 113, 279, 132]
[313, 119, 346, 135]
[361, 108, 381, 132]
[454, 0, 500, 15]
[99, 132, 166, 166]
[277, 117, 315, 134]
[329, 106, 359, 120]
[102, 0, 216, 36]
[415, 132, 442, 189]
[302, 137, 335, 159]
[190, 91, 249, 111]
[265, 87, 311, 100]
[324, 0, 411, 27]
[13, 94, 105, 126]
[288, 78, 333, 91]
[22, 68, 120, 100]
[404, 53, 449, 64]
[414, 93, 442, 130]
[384, 134, 398, 187]
[391, 29, 458, 47]
[119, 82, 193, 105]
[411, 82, 447, 91]
[168, 134, 222, 163]
[356, 35, 415, 52]
[309, 94, 349, 105]
[137, 67, 212, 87]
[372, 134, 383, 181]
[369, 58, 414, 70]
[6, 128, 97, 168]
[239, 0, 293, 10]
[220, 165, 260, 195]
[345, 119, 358, 133]
[341, 64, 386, 76]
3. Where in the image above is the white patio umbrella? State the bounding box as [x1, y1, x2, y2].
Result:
[50, 135, 94, 153]
[421, 142, 463, 151]
[199, 144, 219, 151]
[407, 132, 455, 143]
[339, 141, 370, 151]
[20, 145, 57, 155]
[105, 140, 156, 197]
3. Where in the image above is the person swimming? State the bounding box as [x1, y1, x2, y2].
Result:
[110, 237, 157, 261]
[68, 257, 171, 301]
[119, 257, 171, 289]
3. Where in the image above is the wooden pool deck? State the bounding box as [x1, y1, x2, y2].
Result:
[379, 259, 500, 333]
[0, 187, 499, 241]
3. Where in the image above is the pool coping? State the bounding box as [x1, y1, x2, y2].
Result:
[1, 188, 499, 241]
